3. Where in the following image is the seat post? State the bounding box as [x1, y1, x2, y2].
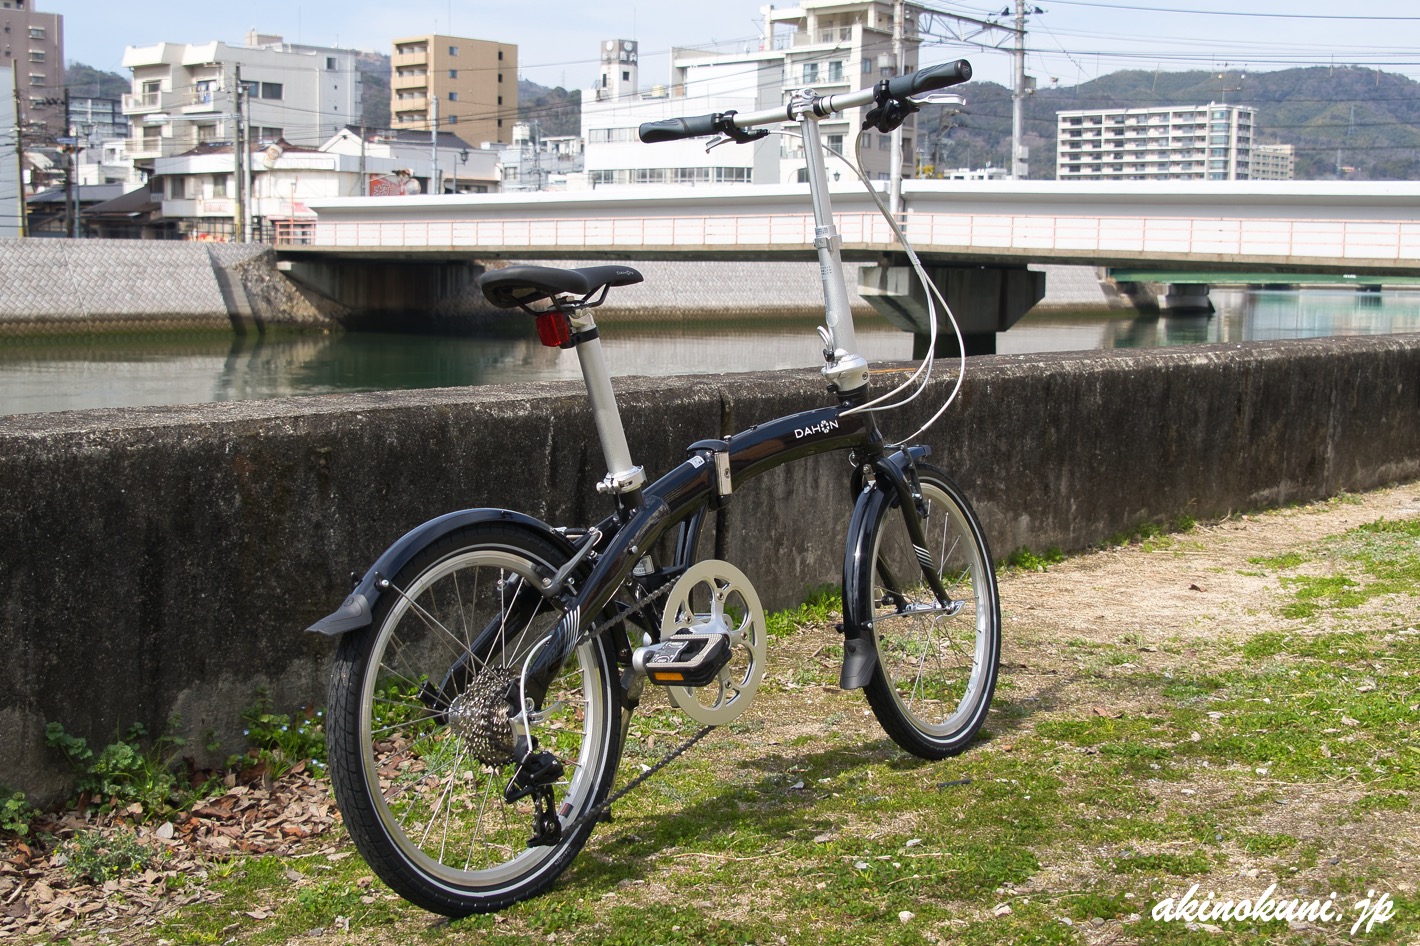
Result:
[568, 309, 646, 498]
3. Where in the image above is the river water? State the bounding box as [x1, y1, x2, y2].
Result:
[2, 288, 1418, 416]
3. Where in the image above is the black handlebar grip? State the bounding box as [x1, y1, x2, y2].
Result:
[639, 113, 722, 144]
[884, 59, 972, 100]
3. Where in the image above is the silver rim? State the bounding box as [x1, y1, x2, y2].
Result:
[871, 482, 993, 739]
[358, 547, 610, 889]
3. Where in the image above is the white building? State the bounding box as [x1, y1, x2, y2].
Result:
[0, 66, 19, 236]
[1056, 103, 1256, 182]
[500, 123, 584, 192]
[121, 32, 361, 162]
[581, 1, 922, 189]
[1252, 143, 1296, 181]
[151, 128, 499, 240]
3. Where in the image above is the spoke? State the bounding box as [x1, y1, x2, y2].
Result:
[420, 741, 468, 849]
[385, 578, 478, 666]
[465, 771, 500, 871]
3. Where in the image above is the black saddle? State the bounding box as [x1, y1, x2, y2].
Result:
[478, 265, 644, 310]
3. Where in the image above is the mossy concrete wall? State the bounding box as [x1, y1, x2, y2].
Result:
[2, 334, 1418, 801]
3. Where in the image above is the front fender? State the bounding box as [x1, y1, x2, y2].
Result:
[305, 508, 577, 636]
[840, 446, 930, 689]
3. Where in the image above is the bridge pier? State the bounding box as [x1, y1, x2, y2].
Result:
[1115, 280, 1215, 315]
[856, 260, 1045, 356]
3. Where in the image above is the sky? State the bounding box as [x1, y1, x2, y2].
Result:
[49, 0, 1420, 91]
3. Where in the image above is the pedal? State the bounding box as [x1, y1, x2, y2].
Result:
[632, 631, 731, 687]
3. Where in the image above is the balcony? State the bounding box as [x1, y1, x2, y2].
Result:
[393, 51, 431, 69]
[392, 72, 429, 91]
[123, 89, 179, 113]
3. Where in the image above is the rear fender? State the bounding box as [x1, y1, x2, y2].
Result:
[305, 508, 577, 636]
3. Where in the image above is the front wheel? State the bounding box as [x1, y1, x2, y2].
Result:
[326, 523, 619, 916]
[861, 464, 1001, 758]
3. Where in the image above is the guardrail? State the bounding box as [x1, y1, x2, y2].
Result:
[272, 212, 1420, 265]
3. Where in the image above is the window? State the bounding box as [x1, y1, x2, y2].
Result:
[826, 133, 845, 153]
[28, 49, 44, 62]
[196, 123, 218, 143]
[29, 26, 43, 39]
[879, 134, 891, 151]
[828, 61, 843, 82]
[497, 96, 502, 105]
[498, 50, 503, 61]
[211, 174, 229, 198]
[820, 29, 833, 43]
[449, 69, 457, 78]
[622, 70, 629, 81]
[498, 73, 503, 83]
[260, 82, 283, 100]
[803, 62, 819, 83]
[448, 45, 459, 56]
[862, 58, 873, 75]
[326, 56, 336, 70]
[168, 177, 186, 199]
[448, 92, 458, 101]
[448, 115, 457, 124]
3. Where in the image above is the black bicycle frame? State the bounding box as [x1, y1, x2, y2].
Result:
[523, 399, 879, 684]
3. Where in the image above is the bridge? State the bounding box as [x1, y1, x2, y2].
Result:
[277, 180, 1420, 354]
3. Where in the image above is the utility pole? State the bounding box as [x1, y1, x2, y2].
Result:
[430, 95, 439, 194]
[234, 65, 246, 243]
[357, 122, 367, 196]
[1011, 0, 1027, 180]
[241, 77, 253, 241]
[12, 61, 28, 236]
[63, 88, 76, 237]
[889, 0, 905, 215]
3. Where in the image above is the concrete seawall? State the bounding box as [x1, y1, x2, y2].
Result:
[3, 334, 1417, 800]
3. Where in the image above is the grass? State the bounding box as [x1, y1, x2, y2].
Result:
[22, 502, 1420, 946]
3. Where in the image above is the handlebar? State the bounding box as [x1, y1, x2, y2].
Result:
[638, 59, 972, 144]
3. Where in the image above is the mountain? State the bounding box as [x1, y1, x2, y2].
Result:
[517, 80, 581, 138]
[64, 62, 129, 100]
[918, 65, 1420, 180]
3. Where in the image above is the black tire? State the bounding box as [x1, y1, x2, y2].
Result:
[862, 465, 1001, 758]
[327, 523, 618, 916]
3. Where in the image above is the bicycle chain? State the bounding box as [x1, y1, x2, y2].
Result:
[554, 578, 717, 838]
[563, 724, 716, 837]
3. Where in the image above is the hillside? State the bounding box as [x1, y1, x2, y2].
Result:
[919, 65, 1420, 180]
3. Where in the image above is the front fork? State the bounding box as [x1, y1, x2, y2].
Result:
[841, 443, 944, 689]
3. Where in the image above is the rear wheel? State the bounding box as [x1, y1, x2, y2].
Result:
[327, 523, 618, 916]
[862, 465, 1000, 758]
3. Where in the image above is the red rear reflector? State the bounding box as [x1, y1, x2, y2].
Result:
[535, 311, 571, 348]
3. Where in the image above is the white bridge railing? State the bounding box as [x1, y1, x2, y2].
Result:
[274, 212, 1420, 265]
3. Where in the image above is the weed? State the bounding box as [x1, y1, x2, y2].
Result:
[765, 584, 841, 638]
[58, 826, 154, 883]
[1, 789, 35, 837]
[1003, 545, 1067, 572]
[45, 720, 188, 813]
[239, 687, 326, 779]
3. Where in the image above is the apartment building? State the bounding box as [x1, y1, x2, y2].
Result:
[390, 34, 517, 146]
[581, 0, 922, 188]
[1252, 142, 1296, 181]
[121, 32, 360, 162]
[1, 0, 63, 135]
[1056, 103, 1256, 181]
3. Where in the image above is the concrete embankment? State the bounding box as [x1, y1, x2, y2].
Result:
[5, 334, 1416, 801]
[0, 239, 345, 335]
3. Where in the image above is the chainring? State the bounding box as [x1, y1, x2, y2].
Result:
[659, 559, 767, 725]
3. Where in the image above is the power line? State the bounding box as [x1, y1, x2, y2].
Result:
[1041, 0, 1420, 20]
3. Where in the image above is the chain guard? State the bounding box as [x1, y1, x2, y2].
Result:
[659, 559, 767, 725]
